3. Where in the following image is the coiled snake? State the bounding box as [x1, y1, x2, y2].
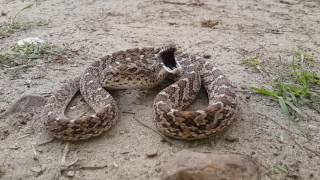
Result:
[42, 45, 238, 140]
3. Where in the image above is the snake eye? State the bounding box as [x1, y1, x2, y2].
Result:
[159, 45, 178, 71]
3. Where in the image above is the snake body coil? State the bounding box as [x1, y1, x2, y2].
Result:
[42, 45, 238, 140]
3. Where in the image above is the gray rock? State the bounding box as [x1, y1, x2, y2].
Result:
[162, 150, 260, 180]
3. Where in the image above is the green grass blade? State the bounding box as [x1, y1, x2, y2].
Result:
[251, 87, 278, 98]
[285, 100, 306, 119]
[278, 97, 290, 116]
[289, 92, 297, 104]
[11, 4, 33, 24]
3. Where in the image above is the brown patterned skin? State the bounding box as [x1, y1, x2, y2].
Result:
[42, 47, 178, 140]
[154, 47, 238, 139]
[42, 45, 238, 141]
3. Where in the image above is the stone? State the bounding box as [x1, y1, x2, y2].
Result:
[17, 37, 45, 47]
[146, 149, 158, 158]
[162, 150, 260, 180]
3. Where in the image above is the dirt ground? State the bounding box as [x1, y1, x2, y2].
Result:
[0, 0, 320, 179]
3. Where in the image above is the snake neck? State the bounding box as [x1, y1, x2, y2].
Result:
[155, 68, 170, 82]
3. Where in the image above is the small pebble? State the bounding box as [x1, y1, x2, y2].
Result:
[308, 125, 317, 131]
[203, 54, 211, 59]
[146, 150, 158, 158]
[201, 20, 219, 28]
[0, 11, 6, 16]
[24, 80, 32, 88]
[240, 85, 248, 90]
[2, 130, 9, 137]
[120, 151, 129, 154]
[8, 145, 20, 150]
[31, 167, 43, 173]
[224, 135, 239, 142]
[31, 166, 45, 176]
[168, 22, 177, 26]
[65, 170, 75, 177]
[155, 167, 162, 173]
[273, 152, 280, 156]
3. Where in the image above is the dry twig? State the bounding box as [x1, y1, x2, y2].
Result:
[132, 117, 176, 145]
[162, 0, 204, 6]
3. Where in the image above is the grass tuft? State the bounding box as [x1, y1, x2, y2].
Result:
[251, 49, 320, 118]
[293, 48, 315, 64]
[0, 4, 48, 39]
[0, 42, 64, 66]
[10, 4, 33, 25]
[11, 43, 61, 59]
[241, 56, 262, 72]
[0, 23, 25, 38]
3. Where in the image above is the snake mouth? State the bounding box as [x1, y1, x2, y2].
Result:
[159, 45, 181, 73]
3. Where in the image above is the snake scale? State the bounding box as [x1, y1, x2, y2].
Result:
[42, 45, 238, 141]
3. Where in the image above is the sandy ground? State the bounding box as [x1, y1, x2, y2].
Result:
[0, 0, 320, 179]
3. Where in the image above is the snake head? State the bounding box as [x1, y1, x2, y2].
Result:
[158, 44, 182, 75]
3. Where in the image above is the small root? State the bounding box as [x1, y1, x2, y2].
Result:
[31, 144, 39, 161]
[36, 138, 55, 146]
[60, 143, 79, 168]
[121, 111, 136, 115]
[162, 0, 204, 6]
[17, 133, 32, 139]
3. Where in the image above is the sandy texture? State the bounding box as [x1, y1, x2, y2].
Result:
[0, 0, 320, 179]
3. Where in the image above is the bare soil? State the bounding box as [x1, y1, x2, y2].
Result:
[0, 0, 319, 179]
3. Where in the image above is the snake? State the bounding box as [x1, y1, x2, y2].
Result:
[42, 45, 238, 141]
